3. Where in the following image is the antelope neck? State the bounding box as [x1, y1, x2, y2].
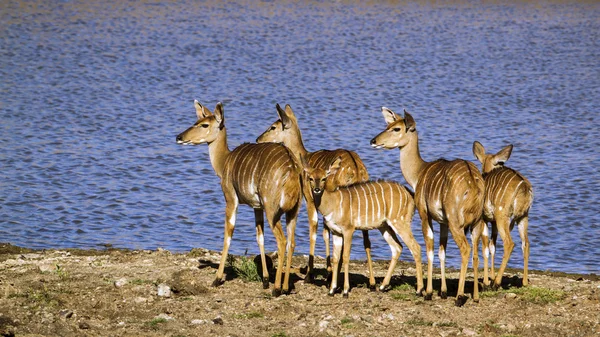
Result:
[207, 128, 230, 179]
[399, 132, 426, 189]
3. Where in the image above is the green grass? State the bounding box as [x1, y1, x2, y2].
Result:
[406, 318, 434, 326]
[390, 283, 415, 301]
[54, 264, 69, 280]
[235, 311, 264, 319]
[341, 317, 355, 328]
[227, 255, 261, 282]
[9, 288, 61, 309]
[481, 286, 565, 304]
[145, 317, 168, 329]
[270, 332, 288, 337]
[130, 279, 153, 285]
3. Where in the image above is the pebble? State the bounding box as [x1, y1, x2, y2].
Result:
[191, 319, 209, 325]
[505, 293, 517, 299]
[462, 328, 477, 336]
[114, 278, 128, 288]
[58, 309, 73, 319]
[212, 317, 224, 325]
[134, 297, 148, 304]
[155, 313, 174, 321]
[157, 284, 172, 297]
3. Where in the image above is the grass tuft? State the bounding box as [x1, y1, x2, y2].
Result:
[227, 255, 261, 282]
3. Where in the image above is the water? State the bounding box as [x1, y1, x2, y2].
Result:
[1, 0, 598, 274]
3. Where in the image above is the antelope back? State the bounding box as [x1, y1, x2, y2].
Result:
[308, 149, 369, 188]
[326, 181, 414, 231]
[472, 141, 533, 219]
[305, 162, 413, 230]
[416, 159, 484, 225]
[482, 167, 533, 220]
[223, 142, 301, 211]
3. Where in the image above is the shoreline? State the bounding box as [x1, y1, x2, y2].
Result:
[1, 242, 599, 336]
[2, 243, 597, 281]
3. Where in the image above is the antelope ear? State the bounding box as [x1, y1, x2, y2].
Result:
[381, 107, 399, 125]
[276, 104, 291, 129]
[194, 100, 212, 119]
[327, 157, 342, 176]
[493, 144, 513, 166]
[473, 141, 486, 164]
[403, 110, 416, 132]
[214, 102, 224, 126]
[300, 154, 310, 170]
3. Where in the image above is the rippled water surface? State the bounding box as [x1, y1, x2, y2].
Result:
[1, 0, 599, 274]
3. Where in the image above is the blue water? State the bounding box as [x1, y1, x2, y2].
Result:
[1, 0, 599, 274]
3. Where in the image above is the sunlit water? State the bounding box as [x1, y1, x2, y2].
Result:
[1, 0, 599, 274]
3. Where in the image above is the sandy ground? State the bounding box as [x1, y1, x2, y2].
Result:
[0, 242, 598, 337]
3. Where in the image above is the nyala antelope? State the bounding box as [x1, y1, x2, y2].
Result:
[473, 141, 533, 289]
[176, 101, 302, 296]
[303, 157, 423, 297]
[371, 108, 486, 306]
[256, 104, 373, 286]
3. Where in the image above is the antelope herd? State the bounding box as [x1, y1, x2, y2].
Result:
[176, 101, 533, 307]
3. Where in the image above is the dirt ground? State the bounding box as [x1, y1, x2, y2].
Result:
[0, 243, 598, 337]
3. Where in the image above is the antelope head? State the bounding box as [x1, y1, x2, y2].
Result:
[256, 104, 300, 144]
[472, 141, 513, 174]
[302, 156, 342, 200]
[370, 107, 416, 149]
[176, 101, 224, 145]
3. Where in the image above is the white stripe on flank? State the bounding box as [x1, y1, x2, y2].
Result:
[348, 189, 353, 226]
[374, 183, 381, 221]
[496, 171, 516, 203]
[357, 186, 362, 227]
[388, 183, 394, 220]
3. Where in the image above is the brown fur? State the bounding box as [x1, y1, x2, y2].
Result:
[371, 107, 486, 306]
[176, 101, 302, 296]
[473, 141, 533, 288]
[256, 104, 373, 285]
[304, 158, 423, 297]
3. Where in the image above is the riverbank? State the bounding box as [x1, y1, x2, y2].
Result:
[0, 243, 598, 336]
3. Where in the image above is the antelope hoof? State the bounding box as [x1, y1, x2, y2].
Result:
[439, 291, 448, 299]
[262, 278, 270, 289]
[424, 293, 433, 301]
[455, 295, 469, 307]
[272, 288, 282, 297]
[304, 272, 314, 284]
[416, 288, 425, 297]
[343, 292, 349, 298]
[211, 278, 224, 287]
[368, 283, 377, 292]
[379, 284, 392, 293]
[491, 282, 501, 291]
[327, 291, 335, 297]
[480, 283, 490, 292]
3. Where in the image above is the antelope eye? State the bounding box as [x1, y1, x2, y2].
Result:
[308, 177, 314, 182]
[392, 127, 402, 132]
[270, 126, 276, 131]
[201, 124, 209, 128]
